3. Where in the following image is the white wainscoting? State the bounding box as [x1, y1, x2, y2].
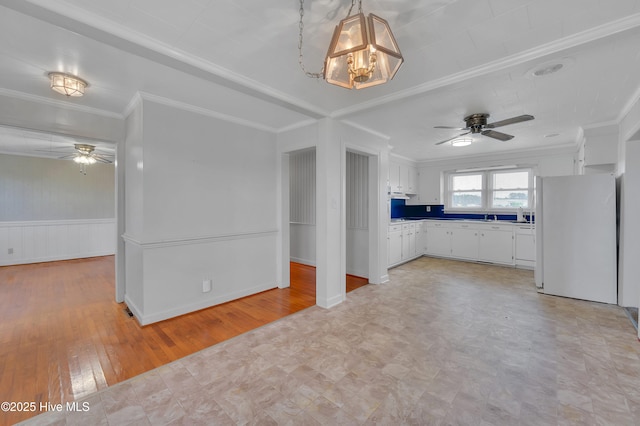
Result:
[290, 222, 316, 266]
[122, 229, 278, 325]
[0, 219, 116, 266]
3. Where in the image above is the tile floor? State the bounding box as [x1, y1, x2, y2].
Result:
[19, 257, 640, 425]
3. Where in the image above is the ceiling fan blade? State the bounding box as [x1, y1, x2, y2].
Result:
[434, 126, 467, 130]
[485, 114, 534, 128]
[92, 155, 113, 163]
[435, 131, 472, 145]
[481, 130, 514, 141]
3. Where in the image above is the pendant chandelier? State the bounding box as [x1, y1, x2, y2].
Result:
[298, 0, 403, 90]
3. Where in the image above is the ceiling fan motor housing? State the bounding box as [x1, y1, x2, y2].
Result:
[464, 113, 489, 133]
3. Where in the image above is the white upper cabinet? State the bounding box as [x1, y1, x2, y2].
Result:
[415, 167, 440, 205]
[405, 165, 418, 194]
[389, 160, 418, 195]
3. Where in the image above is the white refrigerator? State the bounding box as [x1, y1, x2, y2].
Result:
[535, 174, 617, 304]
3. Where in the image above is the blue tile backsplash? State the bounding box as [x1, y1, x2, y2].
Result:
[391, 201, 534, 222]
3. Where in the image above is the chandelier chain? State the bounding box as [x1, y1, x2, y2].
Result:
[298, 0, 324, 79]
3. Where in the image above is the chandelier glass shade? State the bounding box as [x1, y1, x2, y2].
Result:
[323, 13, 403, 89]
[48, 72, 87, 97]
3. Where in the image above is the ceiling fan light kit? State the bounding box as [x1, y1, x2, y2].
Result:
[298, 0, 403, 90]
[435, 113, 534, 146]
[48, 72, 88, 97]
[451, 138, 472, 147]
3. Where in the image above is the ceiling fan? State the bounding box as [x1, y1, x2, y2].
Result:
[39, 143, 114, 174]
[434, 113, 534, 145]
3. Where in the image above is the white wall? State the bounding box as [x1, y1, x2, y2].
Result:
[289, 149, 316, 266]
[618, 140, 640, 308]
[289, 149, 370, 278]
[0, 154, 115, 265]
[583, 125, 618, 174]
[617, 95, 640, 310]
[0, 154, 115, 221]
[416, 147, 577, 205]
[123, 96, 278, 325]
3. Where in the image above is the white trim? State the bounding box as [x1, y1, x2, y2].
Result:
[290, 257, 316, 267]
[132, 281, 277, 326]
[9, 0, 327, 120]
[317, 293, 344, 309]
[137, 92, 279, 133]
[123, 92, 143, 118]
[0, 88, 123, 119]
[121, 229, 278, 248]
[123, 295, 143, 325]
[332, 12, 640, 118]
[416, 143, 578, 167]
[0, 218, 116, 266]
[277, 119, 319, 134]
[341, 120, 391, 141]
[0, 218, 114, 227]
[617, 85, 640, 126]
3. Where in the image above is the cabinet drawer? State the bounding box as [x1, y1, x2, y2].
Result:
[476, 223, 511, 232]
[389, 224, 402, 233]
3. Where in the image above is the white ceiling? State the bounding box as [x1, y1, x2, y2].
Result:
[1, 0, 640, 161]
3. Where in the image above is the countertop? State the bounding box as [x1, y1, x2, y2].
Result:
[391, 217, 534, 225]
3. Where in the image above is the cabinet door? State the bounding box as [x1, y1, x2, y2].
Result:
[515, 227, 535, 268]
[418, 168, 441, 204]
[450, 226, 479, 260]
[479, 228, 514, 265]
[401, 224, 416, 260]
[426, 224, 451, 256]
[406, 166, 418, 194]
[388, 231, 403, 265]
[408, 227, 416, 258]
[415, 222, 426, 255]
[389, 162, 401, 192]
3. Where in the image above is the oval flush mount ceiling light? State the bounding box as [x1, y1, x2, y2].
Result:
[48, 72, 88, 97]
[525, 57, 575, 79]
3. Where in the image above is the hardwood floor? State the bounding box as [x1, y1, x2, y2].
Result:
[0, 257, 367, 425]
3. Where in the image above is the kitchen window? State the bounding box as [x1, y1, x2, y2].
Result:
[445, 167, 533, 211]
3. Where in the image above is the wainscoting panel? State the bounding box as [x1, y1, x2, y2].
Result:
[0, 219, 116, 266]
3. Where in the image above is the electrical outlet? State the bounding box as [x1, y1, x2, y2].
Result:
[202, 279, 212, 293]
[426, 206, 431, 212]
[8, 248, 13, 254]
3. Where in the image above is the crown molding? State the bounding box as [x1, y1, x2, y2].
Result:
[137, 92, 278, 133]
[415, 141, 579, 166]
[332, 12, 640, 119]
[0, 88, 123, 119]
[8, 0, 327, 120]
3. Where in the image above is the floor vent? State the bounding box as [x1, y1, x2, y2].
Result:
[124, 307, 134, 318]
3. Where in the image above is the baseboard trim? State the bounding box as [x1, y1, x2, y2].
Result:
[132, 282, 277, 326]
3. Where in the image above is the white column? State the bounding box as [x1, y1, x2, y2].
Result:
[316, 118, 344, 308]
[277, 152, 290, 288]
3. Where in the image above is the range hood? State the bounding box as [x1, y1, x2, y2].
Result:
[390, 192, 410, 200]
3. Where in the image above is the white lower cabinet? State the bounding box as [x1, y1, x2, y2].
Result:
[478, 224, 514, 265]
[426, 222, 451, 257]
[515, 225, 536, 268]
[402, 223, 417, 260]
[388, 224, 403, 266]
[415, 221, 427, 255]
[388, 221, 425, 267]
[450, 224, 479, 260]
[425, 220, 516, 266]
